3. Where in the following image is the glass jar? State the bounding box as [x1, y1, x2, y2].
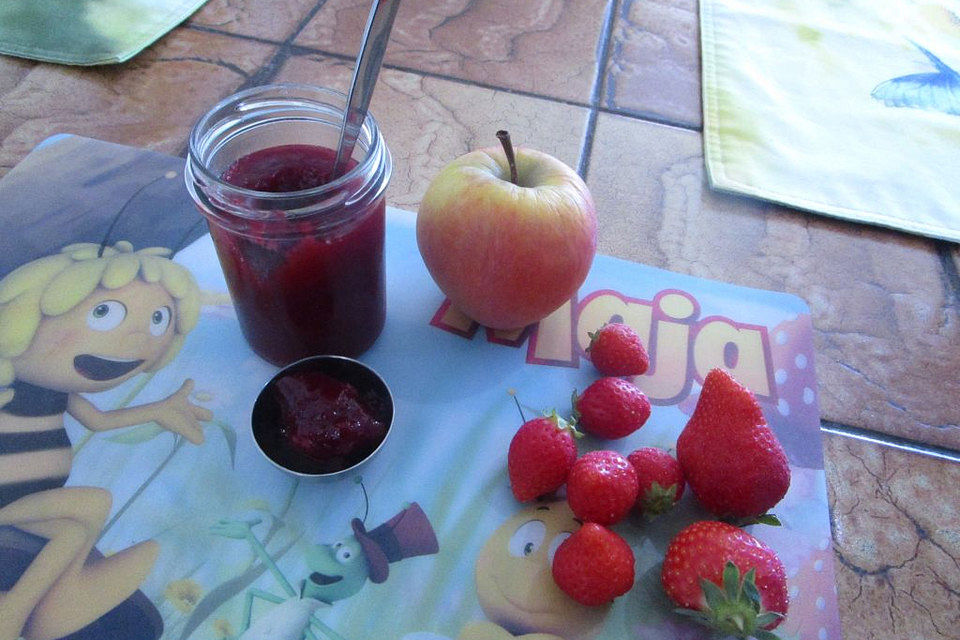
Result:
[185, 84, 391, 366]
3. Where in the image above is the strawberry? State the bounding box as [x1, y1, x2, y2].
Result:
[566, 450, 638, 525]
[572, 377, 651, 439]
[587, 322, 649, 377]
[661, 521, 789, 639]
[508, 413, 580, 502]
[676, 368, 790, 519]
[627, 447, 685, 517]
[552, 522, 635, 606]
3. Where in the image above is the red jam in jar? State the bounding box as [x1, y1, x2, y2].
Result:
[186, 85, 391, 366]
[212, 145, 386, 365]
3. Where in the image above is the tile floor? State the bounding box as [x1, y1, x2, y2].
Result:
[0, 1, 957, 638]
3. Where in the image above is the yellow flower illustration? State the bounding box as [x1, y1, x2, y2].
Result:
[164, 578, 203, 613]
[213, 618, 235, 639]
[192, 390, 214, 402]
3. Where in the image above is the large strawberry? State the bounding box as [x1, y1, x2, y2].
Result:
[552, 522, 635, 606]
[572, 377, 651, 439]
[661, 521, 788, 639]
[587, 322, 649, 377]
[507, 413, 580, 502]
[676, 368, 790, 519]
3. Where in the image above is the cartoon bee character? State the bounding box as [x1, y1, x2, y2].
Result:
[461, 501, 608, 640]
[0, 241, 211, 640]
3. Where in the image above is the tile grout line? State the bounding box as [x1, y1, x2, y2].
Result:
[598, 104, 701, 133]
[186, 24, 703, 136]
[578, 0, 621, 179]
[821, 421, 960, 464]
[235, 0, 332, 88]
[185, 23, 282, 48]
[176, 0, 331, 159]
[287, 42, 602, 111]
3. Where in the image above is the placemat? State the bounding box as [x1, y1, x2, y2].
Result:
[0, 136, 841, 640]
[701, 0, 960, 242]
[0, 1, 208, 65]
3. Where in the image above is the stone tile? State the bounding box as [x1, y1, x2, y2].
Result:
[587, 113, 960, 449]
[0, 29, 277, 177]
[294, 0, 609, 104]
[824, 433, 960, 640]
[274, 52, 590, 210]
[0, 55, 35, 94]
[189, 0, 319, 42]
[603, 0, 701, 127]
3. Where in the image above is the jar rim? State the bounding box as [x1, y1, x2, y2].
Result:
[186, 82, 386, 202]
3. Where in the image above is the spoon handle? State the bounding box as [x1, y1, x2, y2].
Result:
[331, 0, 402, 179]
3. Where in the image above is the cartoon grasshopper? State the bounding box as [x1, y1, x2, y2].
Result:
[211, 502, 439, 640]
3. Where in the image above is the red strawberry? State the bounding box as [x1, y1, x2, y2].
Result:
[566, 450, 638, 525]
[627, 447, 685, 517]
[552, 522, 635, 606]
[508, 413, 580, 502]
[661, 521, 789, 639]
[572, 377, 651, 439]
[587, 322, 649, 377]
[676, 368, 790, 519]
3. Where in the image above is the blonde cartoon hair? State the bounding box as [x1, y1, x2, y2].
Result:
[0, 241, 201, 407]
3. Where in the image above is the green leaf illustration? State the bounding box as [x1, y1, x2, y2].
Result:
[213, 420, 237, 469]
[243, 499, 274, 513]
[108, 421, 164, 444]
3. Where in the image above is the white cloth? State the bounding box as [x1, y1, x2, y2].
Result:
[701, 0, 960, 241]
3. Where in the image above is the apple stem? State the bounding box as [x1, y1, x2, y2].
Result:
[496, 130, 519, 186]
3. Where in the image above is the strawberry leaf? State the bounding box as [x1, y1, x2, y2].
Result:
[701, 578, 727, 611]
[569, 389, 581, 423]
[673, 608, 713, 625]
[586, 330, 598, 350]
[641, 482, 679, 517]
[732, 513, 783, 528]
[723, 561, 741, 601]
[742, 569, 761, 607]
[545, 410, 583, 439]
[690, 561, 784, 639]
[754, 513, 783, 527]
[755, 630, 782, 640]
[756, 612, 783, 628]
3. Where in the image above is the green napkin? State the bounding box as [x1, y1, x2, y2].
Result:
[0, 0, 208, 65]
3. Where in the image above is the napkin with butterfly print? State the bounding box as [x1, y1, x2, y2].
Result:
[700, 0, 960, 242]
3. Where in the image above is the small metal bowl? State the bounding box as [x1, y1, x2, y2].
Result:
[251, 355, 394, 481]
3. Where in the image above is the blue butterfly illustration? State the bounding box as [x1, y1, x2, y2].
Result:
[872, 41, 960, 116]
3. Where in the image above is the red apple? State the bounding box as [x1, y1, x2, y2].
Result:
[416, 132, 597, 330]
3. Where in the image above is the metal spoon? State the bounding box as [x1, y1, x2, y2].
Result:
[330, 0, 402, 179]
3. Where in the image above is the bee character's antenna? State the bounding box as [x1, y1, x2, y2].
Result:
[97, 173, 171, 257]
[354, 475, 369, 524]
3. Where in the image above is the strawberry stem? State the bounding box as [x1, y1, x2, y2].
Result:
[545, 410, 584, 439]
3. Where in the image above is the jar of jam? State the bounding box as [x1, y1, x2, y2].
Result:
[185, 84, 391, 366]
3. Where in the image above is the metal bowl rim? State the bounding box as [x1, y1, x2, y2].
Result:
[250, 355, 394, 480]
